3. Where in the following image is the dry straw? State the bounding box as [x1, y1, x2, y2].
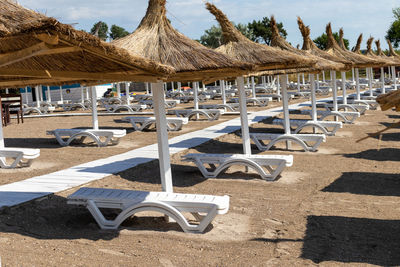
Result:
[112, 0, 254, 83]
[269, 16, 345, 73]
[205, 2, 316, 76]
[297, 17, 352, 69]
[364, 37, 397, 66]
[0, 0, 176, 88]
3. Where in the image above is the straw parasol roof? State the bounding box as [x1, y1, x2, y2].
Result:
[297, 17, 352, 69]
[270, 16, 345, 73]
[386, 39, 400, 61]
[364, 37, 398, 66]
[205, 2, 316, 75]
[112, 0, 254, 83]
[376, 39, 400, 66]
[324, 23, 385, 68]
[0, 0, 176, 88]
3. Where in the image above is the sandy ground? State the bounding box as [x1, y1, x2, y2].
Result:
[1, 88, 399, 266]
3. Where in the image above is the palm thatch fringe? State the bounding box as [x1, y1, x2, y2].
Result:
[297, 17, 352, 69]
[112, 0, 254, 82]
[205, 2, 316, 74]
[376, 39, 400, 65]
[270, 16, 345, 72]
[364, 37, 397, 66]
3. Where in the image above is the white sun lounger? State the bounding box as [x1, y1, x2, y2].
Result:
[230, 97, 270, 107]
[46, 129, 126, 147]
[348, 99, 379, 110]
[182, 153, 293, 181]
[300, 109, 360, 124]
[140, 99, 180, 109]
[199, 103, 240, 112]
[60, 103, 87, 111]
[0, 147, 40, 168]
[250, 133, 326, 152]
[316, 102, 368, 115]
[104, 104, 147, 113]
[121, 116, 188, 131]
[67, 187, 229, 233]
[172, 109, 221, 121]
[273, 118, 343, 136]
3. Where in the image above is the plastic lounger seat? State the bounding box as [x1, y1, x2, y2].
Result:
[173, 109, 221, 121]
[272, 118, 342, 136]
[300, 109, 360, 124]
[230, 97, 270, 107]
[60, 103, 87, 111]
[199, 103, 240, 112]
[250, 133, 326, 152]
[46, 129, 126, 147]
[67, 187, 229, 233]
[23, 107, 43, 115]
[316, 102, 367, 115]
[349, 99, 379, 110]
[104, 104, 147, 113]
[140, 100, 180, 109]
[121, 116, 188, 131]
[0, 147, 40, 168]
[182, 153, 293, 181]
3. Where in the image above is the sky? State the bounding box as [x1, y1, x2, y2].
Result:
[17, 0, 399, 50]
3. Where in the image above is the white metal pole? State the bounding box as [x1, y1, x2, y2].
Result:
[222, 80, 227, 105]
[341, 71, 347, 105]
[322, 71, 326, 83]
[251, 77, 256, 97]
[302, 73, 305, 85]
[392, 66, 397, 90]
[368, 68, 373, 97]
[281, 75, 291, 149]
[316, 74, 320, 90]
[177, 82, 182, 92]
[351, 68, 355, 82]
[152, 81, 173, 193]
[331, 71, 338, 112]
[35, 86, 40, 108]
[310, 74, 317, 121]
[39, 85, 43, 102]
[46, 86, 52, 102]
[381, 67, 385, 94]
[116, 83, 121, 99]
[91, 86, 99, 130]
[246, 77, 250, 87]
[262, 76, 266, 87]
[171, 82, 175, 91]
[237, 76, 251, 155]
[194, 81, 199, 110]
[58, 86, 64, 103]
[297, 74, 301, 92]
[80, 86, 84, 103]
[356, 68, 360, 100]
[24, 87, 29, 105]
[145, 83, 149, 94]
[277, 75, 281, 96]
[125, 82, 130, 105]
[0, 109, 4, 148]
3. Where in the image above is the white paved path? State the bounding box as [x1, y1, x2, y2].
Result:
[0, 99, 320, 208]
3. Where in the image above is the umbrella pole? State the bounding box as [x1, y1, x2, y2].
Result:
[47, 86, 52, 103]
[381, 67, 385, 94]
[221, 80, 226, 105]
[171, 82, 174, 91]
[392, 66, 397, 90]
[24, 87, 29, 105]
[152, 81, 173, 193]
[145, 83, 149, 94]
[177, 82, 182, 92]
[316, 74, 320, 91]
[277, 75, 281, 96]
[237, 76, 251, 155]
[341, 71, 347, 105]
[297, 74, 301, 93]
[322, 71, 326, 83]
[80, 86, 84, 104]
[194, 81, 199, 110]
[116, 83, 121, 99]
[90, 86, 99, 130]
[35, 86, 40, 108]
[368, 68, 373, 97]
[281, 75, 291, 149]
[356, 68, 360, 100]
[331, 71, 338, 112]
[251, 77, 256, 97]
[310, 74, 317, 122]
[59, 86, 63, 103]
[352, 68, 355, 82]
[125, 82, 130, 105]
[0, 108, 4, 148]
[302, 73, 305, 85]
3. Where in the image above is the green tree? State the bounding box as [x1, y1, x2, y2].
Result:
[386, 7, 400, 48]
[199, 23, 255, 48]
[90, 21, 108, 41]
[313, 32, 349, 50]
[247, 17, 287, 45]
[110, 25, 129, 40]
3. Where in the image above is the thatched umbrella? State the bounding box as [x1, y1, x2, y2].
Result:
[206, 3, 321, 149]
[0, 1, 173, 171]
[386, 39, 400, 90]
[112, 0, 256, 192]
[270, 16, 348, 128]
